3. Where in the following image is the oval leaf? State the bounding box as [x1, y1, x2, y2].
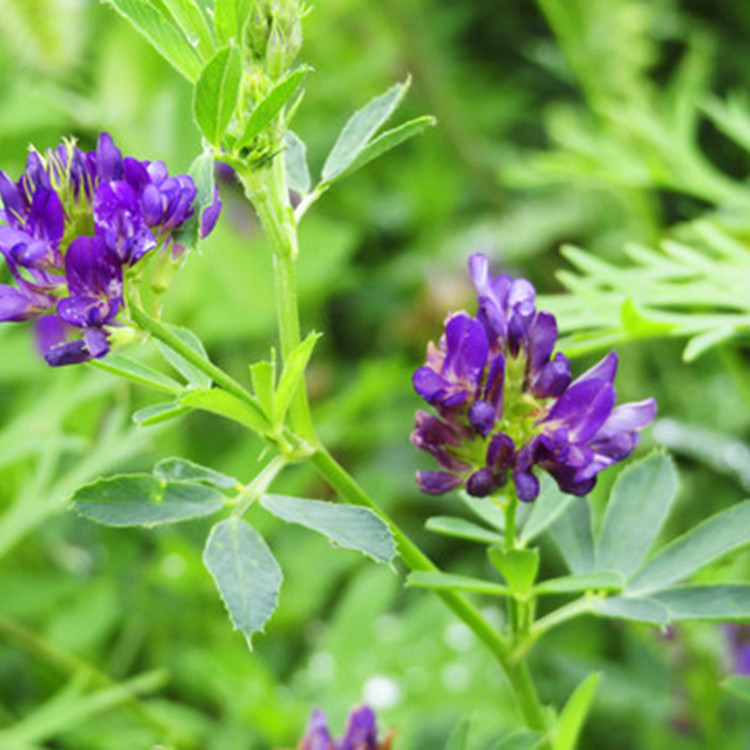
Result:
[203, 517, 282, 646]
[550, 498, 595, 574]
[554, 673, 601, 750]
[70, 474, 226, 527]
[154, 457, 238, 490]
[425, 516, 503, 545]
[652, 584, 750, 622]
[596, 452, 678, 578]
[260, 494, 396, 564]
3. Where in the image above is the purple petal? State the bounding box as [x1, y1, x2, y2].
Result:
[543, 379, 616, 443]
[526, 311, 557, 372]
[487, 432, 515, 473]
[513, 468, 540, 502]
[35, 315, 69, 355]
[484, 352, 505, 407]
[574, 350, 618, 386]
[469, 400, 496, 437]
[413, 411, 460, 446]
[595, 398, 657, 438]
[43, 339, 91, 367]
[413, 366, 453, 405]
[443, 313, 488, 387]
[65, 236, 123, 301]
[466, 468, 495, 497]
[84, 327, 110, 359]
[341, 705, 378, 750]
[96, 132, 123, 181]
[0, 171, 24, 219]
[416, 470, 462, 495]
[27, 188, 64, 245]
[0, 284, 38, 321]
[529, 352, 571, 399]
[200, 185, 222, 238]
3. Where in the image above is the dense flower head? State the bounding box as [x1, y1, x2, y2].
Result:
[412, 253, 656, 502]
[299, 706, 393, 750]
[0, 134, 221, 366]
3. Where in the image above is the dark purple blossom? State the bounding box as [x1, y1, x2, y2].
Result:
[299, 706, 393, 750]
[0, 134, 222, 366]
[412, 254, 656, 501]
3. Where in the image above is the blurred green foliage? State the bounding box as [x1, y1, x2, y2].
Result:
[2, 0, 750, 747]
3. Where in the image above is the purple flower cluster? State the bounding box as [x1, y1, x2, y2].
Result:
[299, 705, 393, 750]
[412, 254, 656, 502]
[0, 134, 221, 366]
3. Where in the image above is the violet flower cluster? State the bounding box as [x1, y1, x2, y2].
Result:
[0, 134, 221, 366]
[412, 254, 656, 502]
[299, 705, 393, 750]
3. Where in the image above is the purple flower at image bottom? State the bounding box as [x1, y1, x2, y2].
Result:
[299, 705, 394, 750]
[0, 134, 222, 365]
[412, 253, 656, 502]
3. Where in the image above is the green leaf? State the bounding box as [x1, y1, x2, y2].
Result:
[156, 325, 212, 388]
[521, 475, 575, 542]
[554, 673, 601, 750]
[407, 571, 510, 597]
[260, 494, 397, 564]
[132, 401, 191, 426]
[91, 354, 184, 394]
[549, 498, 595, 574]
[203, 517, 282, 646]
[534, 571, 624, 596]
[153, 457, 238, 490]
[284, 131, 311, 194]
[69, 474, 225, 527]
[250, 359, 276, 422]
[214, 0, 253, 45]
[106, 0, 203, 81]
[723, 676, 750, 704]
[181, 388, 270, 435]
[274, 332, 320, 427]
[593, 596, 670, 628]
[425, 516, 503, 545]
[321, 78, 411, 182]
[235, 67, 312, 150]
[596, 452, 678, 578]
[460, 492, 506, 530]
[488, 547, 540, 593]
[444, 717, 471, 750]
[193, 45, 243, 145]
[628, 501, 750, 594]
[161, 0, 215, 60]
[331, 115, 436, 183]
[652, 585, 750, 622]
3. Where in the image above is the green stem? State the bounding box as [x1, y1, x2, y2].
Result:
[233, 454, 287, 516]
[127, 304, 266, 420]
[309, 447, 549, 733]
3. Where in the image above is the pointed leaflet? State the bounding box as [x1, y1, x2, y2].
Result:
[235, 67, 312, 150]
[154, 457, 238, 490]
[407, 571, 510, 597]
[181, 388, 270, 435]
[203, 517, 282, 645]
[156, 325, 212, 389]
[91, 354, 184, 394]
[132, 401, 191, 427]
[250, 359, 276, 422]
[549, 498, 595, 574]
[321, 78, 411, 182]
[260, 494, 396, 564]
[161, 0, 215, 60]
[652, 585, 750, 622]
[214, 0, 253, 45]
[284, 132, 311, 194]
[328, 116, 436, 184]
[70, 475, 225, 527]
[274, 332, 320, 428]
[592, 597, 669, 628]
[628, 500, 750, 594]
[194, 45, 243, 145]
[106, 0, 203, 81]
[521, 474, 575, 543]
[596, 452, 678, 579]
[554, 673, 601, 750]
[425, 516, 503, 545]
[534, 571, 624, 596]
